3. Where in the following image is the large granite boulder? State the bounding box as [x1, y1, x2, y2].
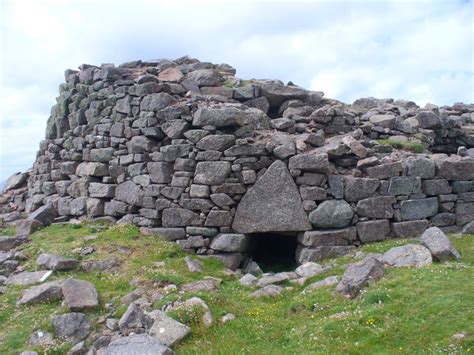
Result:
[232, 160, 311, 233]
[383, 244, 432, 267]
[336, 256, 384, 298]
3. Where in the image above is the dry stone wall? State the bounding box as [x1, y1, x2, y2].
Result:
[2, 56, 474, 268]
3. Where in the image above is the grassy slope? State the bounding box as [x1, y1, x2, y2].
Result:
[0, 223, 473, 354]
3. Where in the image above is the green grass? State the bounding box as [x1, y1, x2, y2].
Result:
[377, 139, 425, 153]
[0, 223, 473, 354]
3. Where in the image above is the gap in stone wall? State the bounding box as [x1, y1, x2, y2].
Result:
[247, 232, 299, 272]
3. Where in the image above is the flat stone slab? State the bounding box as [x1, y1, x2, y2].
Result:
[232, 160, 311, 233]
[148, 311, 190, 347]
[61, 279, 99, 311]
[6, 270, 52, 286]
[383, 244, 432, 267]
[104, 334, 174, 355]
[250, 285, 284, 298]
[18, 281, 63, 305]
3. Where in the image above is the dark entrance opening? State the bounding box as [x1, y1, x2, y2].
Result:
[247, 232, 298, 272]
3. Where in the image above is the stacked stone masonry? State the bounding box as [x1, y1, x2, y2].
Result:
[2, 56, 474, 268]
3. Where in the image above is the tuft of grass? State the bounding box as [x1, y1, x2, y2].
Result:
[377, 139, 425, 153]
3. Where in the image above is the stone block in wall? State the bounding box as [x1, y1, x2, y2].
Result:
[162, 120, 190, 139]
[299, 186, 327, 201]
[194, 161, 231, 185]
[241, 170, 257, 185]
[147, 162, 174, 184]
[328, 175, 344, 198]
[139, 208, 160, 220]
[434, 157, 474, 180]
[309, 200, 354, 228]
[179, 199, 214, 212]
[391, 220, 428, 238]
[357, 220, 390, 243]
[210, 193, 235, 207]
[195, 150, 223, 161]
[459, 192, 474, 202]
[87, 198, 104, 217]
[174, 158, 196, 172]
[67, 178, 91, 198]
[211, 183, 246, 195]
[288, 153, 329, 173]
[365, 162, 403, 179]
[70, 197, 87, 216]
[400, 197, 439, 221]
[387, 176, 421, 196]
[295, 245, 354, 263]
[224, 142, 267, 157]
[189, 185, 210, 198]
[59, 162, 79, 176]
[196, 134, 236, 152]
[343, 176, 380, 202]
[160, 144, 192, 162]
[89, 182, 117, 198]
[431, 213, 456, 227]
[76, 162, 109, 177]
[298, 227, 357, 247]
[210, 233, 249, 252]
[421, 179, 452, 196]
[160, 187, 184, 200]
[139, 227, 186, 241]
[296, 173, 326, 186]
[140, 92, 173, 111]
[204, 210, 233, 227]
[127, 136, 153, 154]
[115, 181, 143, 206]
[162, 208, 200, 227]
[90, 148, 115, 163]
[171, 176, 191, 188]
[451, 181, 472, 193]
[204, 253, 242, 270]
[355, 196, 395, 219]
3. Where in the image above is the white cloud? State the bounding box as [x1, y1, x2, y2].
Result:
[0, 0, 473, 181]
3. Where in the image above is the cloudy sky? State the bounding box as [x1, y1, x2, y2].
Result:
[0, 0, 473, 183]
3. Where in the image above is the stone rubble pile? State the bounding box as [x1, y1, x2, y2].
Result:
[0, 56, 473, 269]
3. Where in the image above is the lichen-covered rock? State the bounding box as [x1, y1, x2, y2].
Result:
[383, 244, 432, 267]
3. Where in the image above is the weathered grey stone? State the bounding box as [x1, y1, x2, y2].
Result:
[357, 220, 390, 243]
[295, 262, 326, 278]
[6, 270, 52, 286]
[369, 114, 396, 128]
[233, 160, 311, 233]
[52, 312, 91, 340]
[400, 198, 438, 220]
[288, 153, 329, 173]
[431, 213, 456, 226]
[187, 69, 222, 86]
[118, 303, 153, 334]
[405, 157, 435, 179]
[116, 181, 143, 206]
[88, 183, 116, 198]
[194, 161, 231, 185]
[366, 162, 403, 179]
[421, 179, 451, 195]
[184, 256, 203, 273]
[387, 176, 421, 196]
[239, 273, 258, 286]
[3, 172, 28, 191]
[415, 111, 441, 128]
[298, 227, 357, 247]
[148, 311, 190, 346]
[37, 254, 78, 271]
[257, 81, 308, 106]
[420, 227, 461, 261]
[435, 157, 474, 180]
[0, 235, 28, 250]
[204, 210, 232, 227]
[161, 120, 189, 139]
[140, 92, 173, 111]
[127, 136, 153, 153]
[336, 256, 384, 298]
[304, 276, 339, 291]
[462, 221, 474, 234]
[355, 196, 395, 219]
[90, 148, 115, 162]
[28, 204, 56, 226]
[210, 233, 248, 252]
[104, 334, 174, 355]
[299, 186, 327, 201]
[18, 281, 63, 305]
[192, 106, 249, 127]
[383, 244, 432, 267]
[196, 134, 236, 151]
[296, 245, 354, 263]
[250, 285, 284, 298]
[162, 208, 200, 227]
[61, 279, 99, 311]
[181, 278, 221, 292]
[344, 177, 380, 202]
[76, 162, 109, 177]
[309, 200, 354, 229]
[391, 220, 428, 238]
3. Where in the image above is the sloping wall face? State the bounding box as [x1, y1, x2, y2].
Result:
[5, 57, 474, 268]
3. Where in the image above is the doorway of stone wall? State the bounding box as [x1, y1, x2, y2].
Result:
[246, 232, 298, 272]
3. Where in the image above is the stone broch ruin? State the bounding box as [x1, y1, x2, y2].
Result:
[2, 56, 474, 270]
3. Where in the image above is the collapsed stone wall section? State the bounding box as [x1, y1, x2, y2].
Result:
[2, 56, 473, 269]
